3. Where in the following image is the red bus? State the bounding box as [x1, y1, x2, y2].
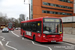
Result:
[21, 17, 63, 42]
[8, 22, 14, 30]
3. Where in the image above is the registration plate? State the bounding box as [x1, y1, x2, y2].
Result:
[51, 41, 56, 42]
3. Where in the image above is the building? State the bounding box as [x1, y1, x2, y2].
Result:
[19, 14, 25, 21]
[30, 0, 73, 19]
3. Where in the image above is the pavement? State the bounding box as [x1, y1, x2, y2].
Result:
[0, 30, 75, 50]
[63, 34, 75, 44]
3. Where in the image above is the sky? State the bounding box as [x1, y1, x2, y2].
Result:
[0, 0, 29, 19]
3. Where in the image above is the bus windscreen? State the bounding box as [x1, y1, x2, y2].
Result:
[43, 18, 62, 34]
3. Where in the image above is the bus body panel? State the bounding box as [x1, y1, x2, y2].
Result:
[21, 29, 42, 42]
[8, 28, 14, 30]
[34, 32, 42, 42]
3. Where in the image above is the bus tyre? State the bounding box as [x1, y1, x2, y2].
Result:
[33, 36, 35, 41]
[23, 33, 25, 38]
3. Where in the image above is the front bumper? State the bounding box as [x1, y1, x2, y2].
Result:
[41, 37, 63, 42]
[2, 31, 9, 33]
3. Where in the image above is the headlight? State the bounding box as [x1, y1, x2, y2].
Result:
[7, 30, 9, 31]
[2, 29, 4, 31]
[43, 35, 45, 37]
[38, 35, 40, 37]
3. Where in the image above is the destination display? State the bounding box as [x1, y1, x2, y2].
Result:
[44, 19, 60, 22]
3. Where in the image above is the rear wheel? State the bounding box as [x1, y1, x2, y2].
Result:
[33, 35, 35, 41]
[23, 33, 25, 37]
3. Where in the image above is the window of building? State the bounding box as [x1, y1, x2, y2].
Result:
[51, 4, 54, 6]
[58, 12, 60, 14]
[53, 4, 57, 7]
[67, 7, 73, 9]
[42, 10, 72, 15]
[62, 6, 66, 8]
[43, 2, 48, 5]
[52, 12, 56, 14]
[50, 11, 53, 14]
[59, 0, 73, 3]
[56, 5, 60, 7]
[47, 11, 50, 13]
[42, 10, 47, 13]
[60, 5, 63, 8]
[67, 13, 72, 15]
[55, 12, 58, 14]
[61, 12, 66, 15]
[48, 3, 51, 6]
[43, 2, 73, 9]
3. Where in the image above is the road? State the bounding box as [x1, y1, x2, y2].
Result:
[0, 30, 75, 50]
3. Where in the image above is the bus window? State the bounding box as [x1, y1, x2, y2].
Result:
[23, 23, 27, 30]
[36, 21, 41, 33]
[32, 22, 37, 32]
[21, 23, 23, 29]
[31, 21, 41, 33]
[43, 22, 62, 34]
[28, 23, 32, 31]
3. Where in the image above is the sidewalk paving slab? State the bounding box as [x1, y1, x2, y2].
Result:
[63, 34, 75, 44]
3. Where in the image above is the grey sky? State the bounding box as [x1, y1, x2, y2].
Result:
[0, 0, 29, 19]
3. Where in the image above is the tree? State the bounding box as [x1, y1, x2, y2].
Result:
[0, 16, 8, 25]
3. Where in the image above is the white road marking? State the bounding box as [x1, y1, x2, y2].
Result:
[22, 38, 24, 40]
[22, 37, 31, 41]
[0, 41, 6, 50]
[0, 41, 3, 46]
[32, 41, 52, 50]
[5, 41, 17, 50]
[11, 31, 20, 37]
[0, 36, 5, 41]
[63, 42, 75, 46]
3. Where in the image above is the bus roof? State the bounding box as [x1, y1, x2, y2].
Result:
[21, 17, 61, 23]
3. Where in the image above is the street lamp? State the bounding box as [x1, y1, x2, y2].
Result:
[24, 0, 30, 20]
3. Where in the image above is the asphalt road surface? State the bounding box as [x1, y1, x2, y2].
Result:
[0, 30, 75, 50]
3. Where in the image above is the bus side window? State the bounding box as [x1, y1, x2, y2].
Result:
[21, 23, 23, 29]
[23, 23, 26, 30]
[27, 23, 32, 31]
[32, 22, 37, 32]
[25, 23, 28, 30]
[36, 21, 41, 33]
